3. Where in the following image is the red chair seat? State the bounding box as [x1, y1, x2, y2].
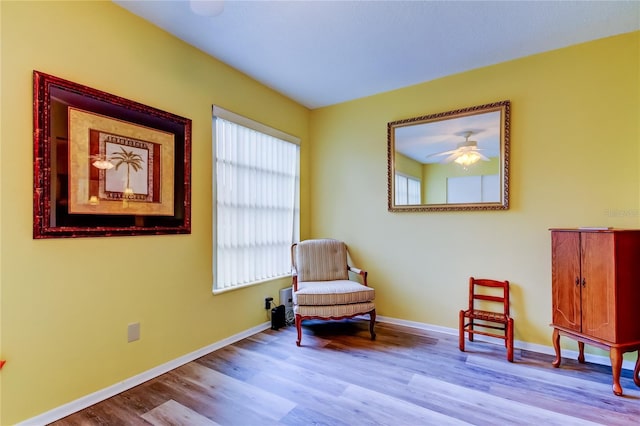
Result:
[464, 309, 508, 323]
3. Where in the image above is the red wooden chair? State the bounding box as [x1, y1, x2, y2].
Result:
[459, 277, 514, 362]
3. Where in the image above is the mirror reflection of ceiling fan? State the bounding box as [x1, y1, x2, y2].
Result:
[426, 130, 489, 166]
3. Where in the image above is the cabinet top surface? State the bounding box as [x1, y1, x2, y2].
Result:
[549, 228, 640, 233]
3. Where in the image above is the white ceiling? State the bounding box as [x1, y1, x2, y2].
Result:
[113, 0, 640, 109]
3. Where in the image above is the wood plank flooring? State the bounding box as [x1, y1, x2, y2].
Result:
[50, 320, 640, 425]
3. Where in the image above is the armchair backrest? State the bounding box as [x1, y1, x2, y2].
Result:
[293, 239, 349, 282]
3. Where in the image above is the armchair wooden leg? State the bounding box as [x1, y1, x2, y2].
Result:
[295, 314, 302, 347]
[369, 309, 376, 340]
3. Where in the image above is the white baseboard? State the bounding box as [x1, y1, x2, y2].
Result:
[376, 315, 636, 371]
[19, 322, 271, 426]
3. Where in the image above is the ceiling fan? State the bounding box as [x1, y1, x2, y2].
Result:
[426, 131, 489, 166]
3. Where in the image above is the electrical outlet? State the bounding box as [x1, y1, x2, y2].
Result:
[128, 322, 140, 343]
[264, 296, 273, 309]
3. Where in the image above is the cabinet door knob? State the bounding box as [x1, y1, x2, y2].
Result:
[582, 277, 586, 287]
[575, 277, 580, 286]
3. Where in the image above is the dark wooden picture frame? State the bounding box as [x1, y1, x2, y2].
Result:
[33, 70, 192, 238]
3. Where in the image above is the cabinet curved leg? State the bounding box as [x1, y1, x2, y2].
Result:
[634, 350, 640, 388]
[552, 328, 562, 368]
[610, 348, 623, 396]
[578, 341, 585, 363]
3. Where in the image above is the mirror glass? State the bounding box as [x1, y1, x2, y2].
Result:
[388, 100, 510, 211]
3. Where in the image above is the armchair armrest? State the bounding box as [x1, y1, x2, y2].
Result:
[292, 267, 299, 291]
[348, 265, 368, 286]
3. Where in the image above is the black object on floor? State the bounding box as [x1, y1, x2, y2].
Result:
[271, 304, 286, 330]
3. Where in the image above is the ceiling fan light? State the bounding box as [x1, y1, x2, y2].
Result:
[454, 152, 481, 166]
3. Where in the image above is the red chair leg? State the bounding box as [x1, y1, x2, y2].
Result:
[507, 317, 514, 362]
[459, 310, 465, 352]
[295, 314, 302, 346]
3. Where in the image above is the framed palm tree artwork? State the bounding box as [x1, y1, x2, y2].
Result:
[33, 71, 191, 238]
[68, 107, 175, 217]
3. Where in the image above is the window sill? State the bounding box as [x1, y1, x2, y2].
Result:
[212, 274, 291, 295]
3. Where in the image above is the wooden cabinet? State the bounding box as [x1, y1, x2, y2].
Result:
[550, 229, 640, 396]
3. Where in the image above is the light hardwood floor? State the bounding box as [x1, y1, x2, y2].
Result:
[51, 320, 640, 425]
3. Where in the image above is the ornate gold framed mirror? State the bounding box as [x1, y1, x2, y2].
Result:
[388, 100, 510, 212]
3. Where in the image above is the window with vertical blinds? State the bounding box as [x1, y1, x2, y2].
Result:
[395, 173, 421, 205]
[213, 106, 300, 292]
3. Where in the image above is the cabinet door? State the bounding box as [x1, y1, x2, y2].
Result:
[581, 233, 616, 341]
[551, 232, 581, 331]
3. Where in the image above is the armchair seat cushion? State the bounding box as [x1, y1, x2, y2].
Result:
[293, 280, 375, 306]
[294, 302, 375, 319]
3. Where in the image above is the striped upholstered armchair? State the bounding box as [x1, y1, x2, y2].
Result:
[291, 239, 376, 346]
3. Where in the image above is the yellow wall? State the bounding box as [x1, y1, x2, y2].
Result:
[394, 152, 422, 179]
[310, 32, 639, 354]
[0, 2, 309, 423]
